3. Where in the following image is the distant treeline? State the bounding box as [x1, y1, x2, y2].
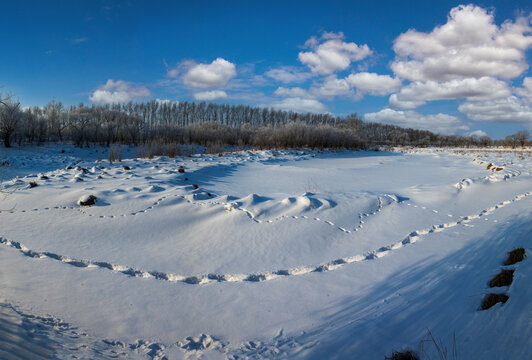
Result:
[0, 97, 529, 150]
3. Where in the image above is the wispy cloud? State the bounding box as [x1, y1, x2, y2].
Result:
[71, 37, 89, 44]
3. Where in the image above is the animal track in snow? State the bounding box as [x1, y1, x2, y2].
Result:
[454, 157, 525, 191]
[2, 191, 530, 286]
[1, 300, 233, 359]
[6, 183, 412, 237]
[455, 168, 522, 190]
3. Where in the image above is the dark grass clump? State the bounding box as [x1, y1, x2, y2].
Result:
[178, 166, 185, 173]
[79, 195, 97, 206]
[489, 269, 514, 287]
[29, 181, 38, 188]
[481, 293, 509, 310]
[505, 248, 526, 265]
[385, 350, 419, 360]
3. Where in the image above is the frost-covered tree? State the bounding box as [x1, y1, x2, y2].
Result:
[0, 95, 21, 147]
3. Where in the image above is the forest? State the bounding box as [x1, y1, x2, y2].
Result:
[0, 95, 529, 152]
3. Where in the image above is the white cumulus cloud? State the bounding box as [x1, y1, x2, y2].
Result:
[346, 72, 402, 96]
[183, 58, 237, 88]
[469, 130, 489, 137]
[298, 32, 372, 75]
[193, 90, 228, 101]
[269, 97, 328, 114]
[89, 79, 151, 104]
[364, 108, 468, 135]
[391, 5, 532, 82]
[311, 76, 354, 99]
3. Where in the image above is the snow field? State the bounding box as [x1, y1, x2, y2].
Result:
[0, 145, 531, 359]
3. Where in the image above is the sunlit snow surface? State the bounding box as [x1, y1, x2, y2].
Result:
[1, 145, 531, 359]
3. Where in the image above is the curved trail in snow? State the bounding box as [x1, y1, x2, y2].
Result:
[2, 191, 530, 286]
[6, 185, 415, 235]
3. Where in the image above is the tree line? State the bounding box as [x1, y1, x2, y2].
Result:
[0, 95, 529, 150]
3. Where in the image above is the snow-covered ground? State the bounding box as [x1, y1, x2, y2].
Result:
[1, 145, 531, 359]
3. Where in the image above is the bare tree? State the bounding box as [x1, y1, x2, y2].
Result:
[44, 100, 68, 142]
[513, 130, 530, 148]
[0, 96, 21, 147]
[504, 130, 529, 148]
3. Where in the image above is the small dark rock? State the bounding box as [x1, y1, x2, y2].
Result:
[123, 165, 131, 170]
[29, 181, 38, 188]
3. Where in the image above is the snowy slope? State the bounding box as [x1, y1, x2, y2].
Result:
[0, 145, 531, 359]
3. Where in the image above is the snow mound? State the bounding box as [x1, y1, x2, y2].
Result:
[455, 178, 473, 190]
[238, 193, 271, 206]
[69, 174, 83, 182]
[178, 334, 224, 351]
[379, 194, 400, 206]
[281, 192, 335, 210]
[186, 192, 213, 201]
[146, 185, 165, 192]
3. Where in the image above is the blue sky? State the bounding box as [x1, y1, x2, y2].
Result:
[1, 1, 532, 138]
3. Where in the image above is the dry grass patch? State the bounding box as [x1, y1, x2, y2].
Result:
[385, 350, 419, 360]
[505, 248, 526, 265]
[489, 269, 514, 287]
[481, 293, 509, 310]
[108, 145, 122, 163]
[78, 195, 97, 206]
